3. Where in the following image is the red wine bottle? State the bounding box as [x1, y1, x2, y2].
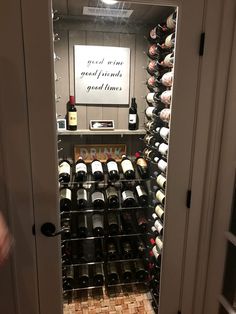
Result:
[93, 264, 104, 286]
[107, 263, 119, 285]
[134, 261, 148, 282]
[92, 213, 104, 236]
[60, 187, 72, 212]
[128, 97, 138, 130]
[107, 212, 119, 235]
[91, 159, 104, 181]
[78, 265, 89, 287]
[91, 189, 105, 209]
[58, 159, 71, 183]
[67, 96, 77, 131]
[136, 209, 148, 233]
[106, 157, 120, 181]
[105, 184, 119, 208]
[77, 214, 88, 238]
[121, 182, 136, 208]
[121, 155, 135, 179]
[121, 212, 135, 233]
[135, 183, 148, 206]
[121, 240, 133, 259]
[76, 187, 88, 209]
[121, 262, 133, 283]
[107, 240, 118, 260]
[75, 156, 87, 182]
[155, 126, 170, 142]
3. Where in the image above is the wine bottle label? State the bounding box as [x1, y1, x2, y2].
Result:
[165, 33, 175, 48]
[146, 92, 155, 103]
[154, 220, 163, 234]
[158, 159, 167, 172]
[136, 185, 147, 197]
[161, 72, 173, 87]
[147, 77, 156, 88]
[68, 112, 77, 126]
[159, 127, 169, 140]
[59, 161, 70, 175]
[145, 134, 154, 145]
[152, 246, 161, 260]
[60, 188, 71, 200]
[106, 186, 118, 198]
[163, 53, 174, 67]
[160, 108, 171, 123]
[91, 191, 105, 202]
[155, 190, 165, 204]
[121, 159, 134, 173]
[150, 27, 158, 40]
[160, 90, 172, 105]
[145, 106, 155, 118]
[77, 188, 87, 201]
[159, 143, 168, 156]
[156, 174, 166, 189]
[107, 161, 118, 173]
[129, 114, 137, 123]
[155, 205, 164, 219]
[92, 214, 103, 228]
[152, 213, 158, 220]
[91, 160, 103, 174]
[166, 12, 176, 29]
[122, 190, 134, 200]
[155, 237, 163, 251]
[108, 214, 118, 225]
[136, 158, 147, 167]
[76, 162, 87, 173]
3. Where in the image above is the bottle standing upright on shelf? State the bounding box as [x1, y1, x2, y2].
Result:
[128, 97, 138, 130]
[75, 156, 87, 182]
[67, 96, 77, 131]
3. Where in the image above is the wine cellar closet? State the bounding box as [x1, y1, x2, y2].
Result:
[54, 1, 176, 313]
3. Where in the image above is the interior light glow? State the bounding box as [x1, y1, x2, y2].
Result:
[101, 0, 118, 5]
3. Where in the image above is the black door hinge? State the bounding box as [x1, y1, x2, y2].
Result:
[32, 224, 35, 236]
[199, 32, 205, 56]
[186, 190, 192, 208]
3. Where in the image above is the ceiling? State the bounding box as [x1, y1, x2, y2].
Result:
[53, 0, 175, 26]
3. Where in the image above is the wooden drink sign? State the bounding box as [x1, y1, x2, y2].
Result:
[74, 144, 127, 163]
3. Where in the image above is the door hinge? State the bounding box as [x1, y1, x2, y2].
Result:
[186, 190, 192, 208]
[32, 224, 35, 236]
[199, 32, 205, 56]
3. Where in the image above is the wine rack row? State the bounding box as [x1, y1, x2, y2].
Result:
[142, 8, 177, 313]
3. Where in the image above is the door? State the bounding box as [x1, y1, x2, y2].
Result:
[18, 0, 211, 313]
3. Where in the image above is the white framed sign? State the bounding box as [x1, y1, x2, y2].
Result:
[74, 45, 130, 105]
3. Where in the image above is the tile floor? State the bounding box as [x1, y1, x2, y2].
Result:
[63, 285, 155, 314]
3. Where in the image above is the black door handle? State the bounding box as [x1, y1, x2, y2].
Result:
[40, 222, 70, 237]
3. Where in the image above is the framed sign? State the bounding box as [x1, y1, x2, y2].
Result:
[74, 45, 130, 105]
[74, 144, 127, 163]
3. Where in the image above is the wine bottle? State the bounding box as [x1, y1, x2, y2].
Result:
[67, 96, 77, 131]
[137, 240, 146, 257]
[135, 183, 148, 206]
[76, 187, 88, 209]
[92, 213, 104, 236]
[128, 97, 138, 130]
[144, 134, 159, 147]
[160, 52, 174, 68]
[63, 266, 75, 290]
[107, 263, 119, 285]
[71, 241, 79, 263]
[146, 78, 166, 94]
[161, 10, 177, 31]
[147, 44, 162, 60]
[136, 210, 148, 233]
[121, 212, 135, 233]
[91, 189, 105, 209]
[146, 91, 163, 104]
[61, 217, 71, 239]
[70, 213, 78, 238]
[155, 173, 167, 190]
[155, 126, 170, 142]
[121, 155, 135, 179]
[145, 106, 164, 120]
[154, 142, 169, 157]
[146, 60, 169, 76]
[159, 32, 175, 49]
[152, 214, 164, 236]
[155, 158, 168, 173]
[147, 25, 166, 44]
[77, 214, 88, 238]
[152, 245, 162, 264]
[121, 240, 133, 259]
[155, 236, 163, 252]
[93, 264, 104, 286]
[121, 183, 136, 208]
[107, 212, 119, 235]
[106, 157, 120, 181]
[121, 262, 133, 283]
[160, 71, 174, 87]
[135, 152, 149, 179]
[153, 187, 165, 205]
[91, 159, 104, 181]
[78, 264, 89, 287]
[107, 240, 118, 260]
[155, 204, 165, 220]
[75, 156, 87, 182]
[145, 120, 160, 132]
[134, 261, 148, 282]
[160, 90, 172, 105]
[58, 159, 71, 183]
[60, 187, 72, 212]
[105, 184, 119, 208]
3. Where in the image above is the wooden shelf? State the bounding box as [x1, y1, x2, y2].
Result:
[58, 129, 146, 136]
